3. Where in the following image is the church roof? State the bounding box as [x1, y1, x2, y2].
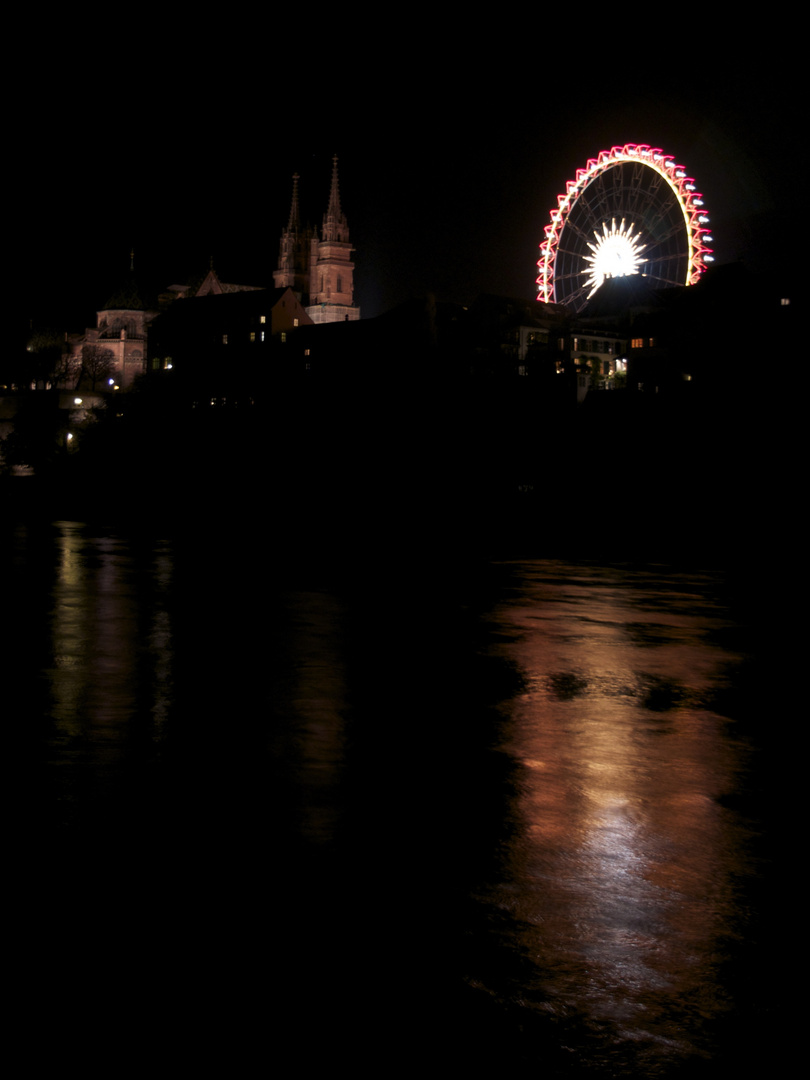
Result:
[193, 267, 263, 297]
[101, 274, 158, 313]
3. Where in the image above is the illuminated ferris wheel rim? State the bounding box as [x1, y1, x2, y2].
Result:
[537, 143, 714, 306]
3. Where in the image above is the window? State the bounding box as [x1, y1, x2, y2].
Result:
[260, 315, 267, 323]
[250, 332, 256, 342]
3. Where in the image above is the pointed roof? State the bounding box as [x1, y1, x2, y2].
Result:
[286, 173, 301, 232]
[101, 273, 155, 312]
[194, 261, 263, 297]
[327, 156, 342, 220]
[322, 155, 349, 243]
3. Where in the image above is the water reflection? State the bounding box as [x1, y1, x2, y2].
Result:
[12, 525, 775, 1074]
[469, 561, 760, 1071]
[269, 588, 348, 845]
[47, 521, 175, 754]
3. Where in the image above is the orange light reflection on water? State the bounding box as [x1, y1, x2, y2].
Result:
[482, 562, 751, 1058]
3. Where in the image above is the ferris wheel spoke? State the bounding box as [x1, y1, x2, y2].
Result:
[561, 219, 596, 248]
[557, 282, 590, 308]
[654, 219, 690, 244]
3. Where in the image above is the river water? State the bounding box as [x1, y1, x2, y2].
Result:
[11, 518, 785, 1075]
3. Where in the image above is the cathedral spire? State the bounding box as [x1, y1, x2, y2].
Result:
[273, 173, 311, 298]
[327, 156, 341, 220]
[287, 173, 301, 232]
[322, 155, 349, 244]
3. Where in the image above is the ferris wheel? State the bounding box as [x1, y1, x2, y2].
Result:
[537, 144, 713, 312]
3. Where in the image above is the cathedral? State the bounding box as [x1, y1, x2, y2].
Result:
[48, 158, 359, 394]
[273, 156, 360, 324]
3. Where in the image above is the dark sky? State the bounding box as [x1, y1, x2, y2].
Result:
[18, 19, 795, 333]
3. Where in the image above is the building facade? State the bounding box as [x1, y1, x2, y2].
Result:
[63, 273, 160, 390]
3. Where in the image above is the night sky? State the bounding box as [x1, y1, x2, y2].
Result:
[18, 20, 796, 335]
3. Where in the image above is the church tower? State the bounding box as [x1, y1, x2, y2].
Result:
[306, 156, 360, 324]
[273, 173, 314, 302]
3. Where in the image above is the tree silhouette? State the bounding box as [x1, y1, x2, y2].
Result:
[80, 345, 115, 390]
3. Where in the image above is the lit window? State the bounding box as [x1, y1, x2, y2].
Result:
[260, 315, 266, 323]
[631, 338, 643, 348]
[250, 332, 256, 342]
[281, 332, 287, 343]
[293, 318, 299, 327]
[781, 298, 790, 306]
[222, 334, 228, 345]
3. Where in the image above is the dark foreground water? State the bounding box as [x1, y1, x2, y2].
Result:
[11, 519, 787, 1076]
